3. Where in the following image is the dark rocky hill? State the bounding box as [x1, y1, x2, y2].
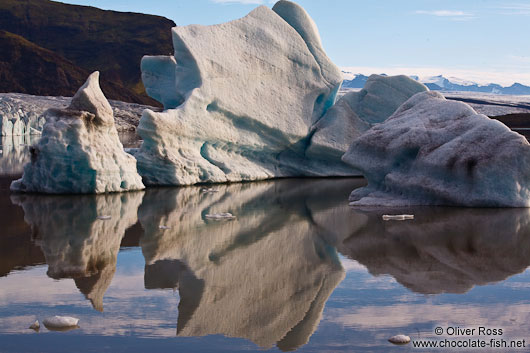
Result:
[0, 0, 176, 105]
[0, 30, 153, 103]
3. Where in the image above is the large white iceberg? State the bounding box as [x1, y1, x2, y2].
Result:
[135, 1, 345, 185]
[10, 72, 145, 194]
[305, 74, 428, 174]
[343, 91, 530, 207]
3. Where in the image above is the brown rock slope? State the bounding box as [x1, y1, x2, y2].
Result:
[0, 0, 175, 105]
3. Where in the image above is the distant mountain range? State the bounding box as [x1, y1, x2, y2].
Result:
[342, 72, 530, 95]
[0, 0, 176, 106]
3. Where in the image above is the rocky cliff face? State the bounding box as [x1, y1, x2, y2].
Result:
[0, 0, 175, 105]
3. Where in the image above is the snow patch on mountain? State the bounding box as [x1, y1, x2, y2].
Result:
[341, 71, 530, 95]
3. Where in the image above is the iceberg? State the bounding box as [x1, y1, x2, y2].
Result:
[135, 1, 346, 185]
[342, 91, 530, 207]
[10, 72, 145, 194]
[304, 75, 427, 174]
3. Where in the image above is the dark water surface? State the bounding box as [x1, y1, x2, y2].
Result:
[1, 138, 530, 352]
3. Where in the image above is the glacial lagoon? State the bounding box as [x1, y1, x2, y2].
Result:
[1, 136, 530, 352]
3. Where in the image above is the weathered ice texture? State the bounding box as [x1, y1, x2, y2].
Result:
[136, 1, 344, 185]
[10, 72, 145, 194]
[305, 75, 427, 173]
[343, 91, 530, 207]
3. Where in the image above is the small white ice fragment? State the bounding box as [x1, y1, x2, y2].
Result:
[200, 188, 219, 193]
[205, 213, 235, 220]
[29, 127, 42, 134]
[42, 316, 79, 329]
[97, 215, 111, 220]
[382, 214, 414, 221]
[388, 334, 411, 344]
[29, 320, 40, 331]
[159, 225, 171, 229]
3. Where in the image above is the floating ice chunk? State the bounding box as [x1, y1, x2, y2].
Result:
[29, 320, 40, 331]
[343, 91, 530, 207]
[10, 72, 145, 194]
[200, 188, 219, 194]
[29, 127, 42, 134]
[42, 316, 79, 329]
[97, 215, 112, 220]
[205, 213, 236, 220]
[388, 334, 410, 344]
[382, 214, 414, 221]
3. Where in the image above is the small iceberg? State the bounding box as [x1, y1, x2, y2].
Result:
[382, 214, 414, 221]
[42, 316, 79, 331]
[29, 320, 40, 331]
[388, 334, 411, 344]
[205, 213, 236, 220]
[343, 91, 530, 207]
[10, 72, 144, 194]
[97, 215, 112, 220]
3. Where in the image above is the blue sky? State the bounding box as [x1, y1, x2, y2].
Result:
[59, 0, 530, 85]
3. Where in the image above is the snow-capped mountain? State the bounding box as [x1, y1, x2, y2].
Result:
[341, 72, 530, 95]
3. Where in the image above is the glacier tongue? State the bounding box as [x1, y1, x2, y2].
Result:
[0, 95, 47, 136]
[342, 91, 530, 207]
[135, 1, 345, 186]
[10, 72, 145, 194]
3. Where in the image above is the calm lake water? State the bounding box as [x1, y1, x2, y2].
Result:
[1, 135, 530, 352]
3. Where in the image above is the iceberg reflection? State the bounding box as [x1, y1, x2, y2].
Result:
[138, 180, 352, 350]
[9, 178, 530, 350]
[12, 192, 144, 311]
[330, 207, 530, 294]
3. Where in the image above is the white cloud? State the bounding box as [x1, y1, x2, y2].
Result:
[416, 10, 466, 16]
[415, 10, 475, 21]
[326, 303, 530, 337]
